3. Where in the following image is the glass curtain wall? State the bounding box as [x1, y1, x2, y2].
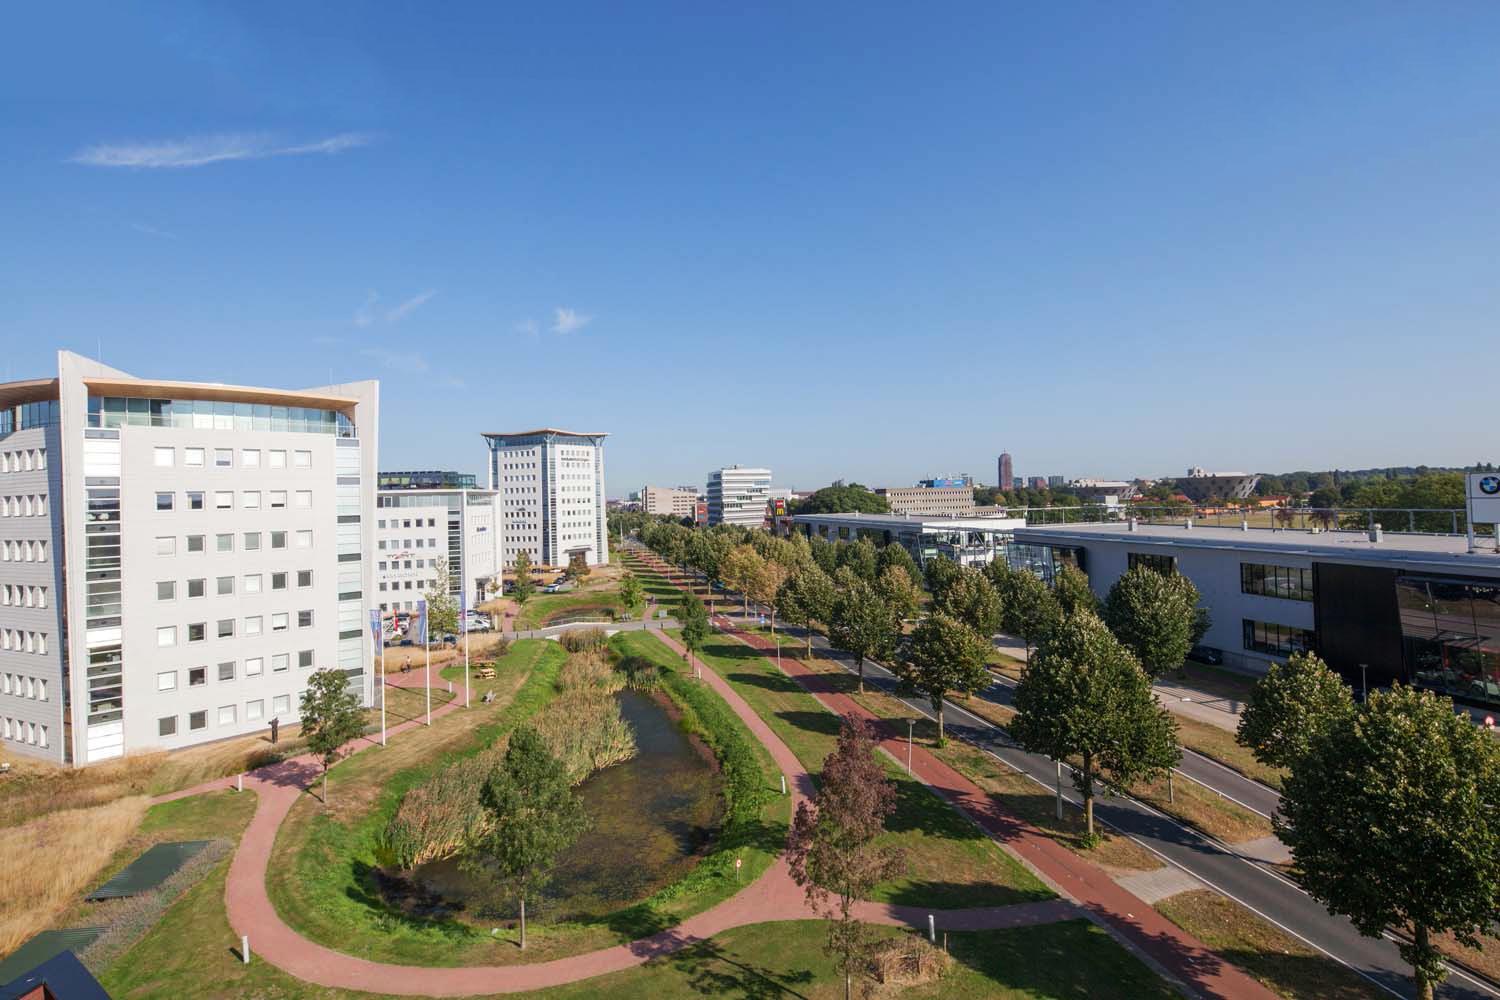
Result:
[1398, 574, 1500, 706]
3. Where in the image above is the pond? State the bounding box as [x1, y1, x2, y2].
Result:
[381, 688, 726, 923]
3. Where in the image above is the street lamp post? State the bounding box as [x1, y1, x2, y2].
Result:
[1360, 663, 1369, 702]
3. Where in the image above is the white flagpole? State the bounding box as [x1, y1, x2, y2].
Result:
[380, 634, 388, 746]
[422, 600, 432, 727]
[463, 602, 471, 709]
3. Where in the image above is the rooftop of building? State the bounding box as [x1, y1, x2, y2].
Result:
[791, 510, 1027, 530]
[378, 470, 484, 491]
[1014, 520, 1500, 571]
[481, 428, 609, 441]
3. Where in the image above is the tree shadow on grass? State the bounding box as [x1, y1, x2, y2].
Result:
[947, 919, 1184, 999]
[774, 710, 842, 742]
[632, 934, 815, 1000]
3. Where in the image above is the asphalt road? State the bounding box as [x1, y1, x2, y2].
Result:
[714, 598, 1496, 1000]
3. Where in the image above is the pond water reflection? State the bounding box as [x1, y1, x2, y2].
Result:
[382, 688, 725, 923]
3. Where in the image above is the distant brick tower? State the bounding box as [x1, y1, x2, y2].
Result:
[998, 452, 1014, 491]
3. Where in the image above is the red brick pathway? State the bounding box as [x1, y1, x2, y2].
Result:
[632, 549, 1276, 1000]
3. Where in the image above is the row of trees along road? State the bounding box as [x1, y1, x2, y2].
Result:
[625, 515, 1213, 840]
[1236, 652, 1500, 1000]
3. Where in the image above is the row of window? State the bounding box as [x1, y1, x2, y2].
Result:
[378, 558, 436, 572]
[1127, 552, 1177, 575]
[0, 584, 46, 608]
[1242, 618, 1316, 657]
[1, 673, 46, 700]
[89, 396, 353, 437]
[157, 570, 313, 600]
[378, 517, 438, 529]
[155, 610, 314, 647]
[0, 630, 47, 655]
[154, 489, 313, 513]
[156, 652, 314, 691]
[1240, 563, 1315, 603]
[0, 495, 47, 518]
[0, 540, 47, 562]
[158, 694, 293, 737]
[155, 531, 310, 555]
[1, 718, 48, 747]
[151, 445, 312, 470]
[377, 538, 438, 551]
[0, 449, 46, 474]
[379, 580, 435, 592]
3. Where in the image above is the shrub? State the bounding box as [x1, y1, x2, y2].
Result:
[382, 750, 502, 868]
[559, 628, 609, 653]
[616, 654, 662, 691]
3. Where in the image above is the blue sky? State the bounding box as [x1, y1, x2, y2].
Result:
[3, 3, 1498, 494]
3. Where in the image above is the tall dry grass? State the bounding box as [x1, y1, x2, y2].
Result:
[0, 796, 149, 957]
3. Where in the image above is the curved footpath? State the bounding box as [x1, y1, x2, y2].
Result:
[151, 630, 1076, 996]
[630, 548, 1278, 1000]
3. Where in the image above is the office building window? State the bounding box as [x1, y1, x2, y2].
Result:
[271, 531, 286, 549]
[244, 531, 260, 550]
[217, 618, 235, 639]
[218, 661, 236, 681]
[269, 450, 286, 469]
[298, 610, 313, 628]
[157, 626, 177, 647]
[188, 578, 205, 598]
[272, 572, 287, 590]
[272, 612, 288, 632]
[157, 581, 176, 601]
[159, 716, 177, 737]
[188, 622, 206, 642]
[187, 491, 204, 510]
[243, 491, 261, 510]
[185, 447, 204, 467]
[216, 533, 233, 553]
[245, 656, 263, 676]
[153, 446, 175, 467]
[187, 534, 205, 553]
[273, 694, 290, 714]
[1242, 619, 1315, 657]
[156, 536, 176, 556]
[295, 530, 312, 549]
[242, 448, 260, 468]
[246, 699, 264, 721]
[270, 491, 287, 509]
[1241, 563, 1314, 602]
[293, 449, 311, 468]
[189, 710, 207, 731]
[215, 491, 233, 510]
[157, 670, 177, 691]
[217, 575, 234, 596]
[244, 574, 262, 594]
[297, 570, 313, 588]
[214, 448, 233, 468]
[298, 649, 313, 668]
[272, 654, 289, 673]
[218, 704, 235, 726]
[245, 615, 262, 636]
[295, 490, 312, 509]
[1128, 552, 1176, 575]
[188, 666, 206, 686]
[156, 492, 174, 512]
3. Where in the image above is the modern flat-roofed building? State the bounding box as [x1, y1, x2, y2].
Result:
[0, 351, 378, 765]
[789, 511, 1027, 569]
[641, 485, 698, 518]
[707, 466, 771, 528]
[1173, 467, 1261, 502]
[484, 429, 608, 569]
[376, 472, 500, 615]
[1010, 520, 1500, 706]
[876, 485, 976, 516]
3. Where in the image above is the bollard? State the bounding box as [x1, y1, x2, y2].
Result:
[242, 935, 250, 964]
[237, 773, 243, 793]
[780, 775, 786, 795]
[927, 914, 935, 943]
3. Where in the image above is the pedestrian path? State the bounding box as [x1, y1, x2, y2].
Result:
[630, 549, 1277, 1000]
[147, 599, 1081, 995]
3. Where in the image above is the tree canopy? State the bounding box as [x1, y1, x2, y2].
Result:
[893, 612, 993, 744]
[1102, 565, 1209, 677]
[1235, 652, 1354, 770]
[1052, 564, 1099, 618]
[792, 483, 890, 516]
[778, 566, 838, 655]
[988, 562, 1063, 655]
[934, 567, 1002, 636]
[1010, 611, 1180, 837]
[829, 580, 899, 692]
[1277, 686, 1500, 1000]
[299, 668, 366, 805]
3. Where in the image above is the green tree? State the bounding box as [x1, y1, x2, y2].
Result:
[619, 571, 644, 616]
[893, 613, 992, 744]
[1235, 652, 1354, 770]
[935, 567, 1002, 636]
[1278, 686, 1500, 1000]
[299, 668, 366, 805]
[751, 558, 792, 636]
[838, 537, 879, 583]
[786, 715, 907, 1000]
[423, 558, 460, 640]
[720, 543, 766, 617]
[874, 564, 922, 622]
[777, 566, 837, 656]
[567, 551, 591, 583]
[510, 551, 536, 615]
[875, 542, 921, 587]
[792, 483, 889, 515]
[829, 581, 899, 693]
[1102, 565, 1209, 677]
[990, 563, 1063, 657]
[923, 555, 962, 604]
[1052, 564, 1098, 618]
[467, 726, 589, 950]
[678, 590, 711, 664]
[1010, 612, 1180, 838]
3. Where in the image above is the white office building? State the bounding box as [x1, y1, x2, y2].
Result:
[641, 485, 698, 518]
[707, 466, 772, 528]
[484, 429, 609, 569]
[376, 473, 501, 615]
[0, 351, 378, 766]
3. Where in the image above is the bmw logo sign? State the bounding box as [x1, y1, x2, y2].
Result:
[1481, 476, 1500, 495]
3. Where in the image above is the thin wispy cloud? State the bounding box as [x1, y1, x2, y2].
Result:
[551, 307, 592, 335]
[353, 291, 380, 328]
[130, 223, 178, 240]
[359, 346, 428, 372]
[70, 131, 375, 169]
[386, 290, 436, 324]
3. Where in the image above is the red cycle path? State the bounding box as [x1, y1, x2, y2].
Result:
[152, 619, 1078, 995]
[634, 549, 1276, 1000]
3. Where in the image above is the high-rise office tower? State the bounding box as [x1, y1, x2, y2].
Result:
[997, 453, 1013, 492]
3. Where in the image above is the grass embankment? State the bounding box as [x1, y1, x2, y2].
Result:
[680, 630, 1052, 909]
[514, 591, 625, 629]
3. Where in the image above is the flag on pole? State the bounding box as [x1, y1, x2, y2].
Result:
[459, 592, 468, 635]
[414, 599, 429, 646]
[369, 609, 382, 645]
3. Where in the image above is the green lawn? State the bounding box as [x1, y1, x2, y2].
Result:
[680, 630, 1052, 910]
[514, 590, 625, 628]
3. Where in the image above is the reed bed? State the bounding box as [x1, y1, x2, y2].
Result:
[0, 796, 149, 957]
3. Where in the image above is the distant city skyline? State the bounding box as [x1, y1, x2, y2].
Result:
[4, 5, 1498, 494]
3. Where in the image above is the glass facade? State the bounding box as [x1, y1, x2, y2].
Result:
[87, 396, 355, 437]
[1242, 618, 1316, 657]
[1397, 574, 1500, 706]
[1005, 542, 1085, 586]
[1128, 551, 1177, 575]
[1241, 563, 1314, 602]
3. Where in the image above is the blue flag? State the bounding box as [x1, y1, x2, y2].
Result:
[369, 608, 381, 645]
[414, 599, 429, 645]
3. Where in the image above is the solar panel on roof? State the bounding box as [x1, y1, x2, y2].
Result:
[85, 840, 211, 901]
